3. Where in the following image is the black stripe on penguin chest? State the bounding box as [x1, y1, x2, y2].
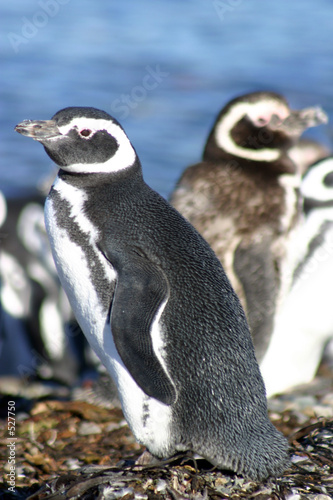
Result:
[293, 220, 333, 282]
[49, 187, 115, 314]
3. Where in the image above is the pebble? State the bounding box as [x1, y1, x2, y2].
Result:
[290, 454, 308, 463]
[155, 479, 168, 493]
[268, 382, 333, 421]
[312, 405, 333, 418]
[105, 419, 127, 432]
[105, 422, 122, 432]
[321, 392, 333, 405]
[289, 395, 317, 410]
[102, 486, 134, 498]
[16, 411, 30, 422]
[215, 477, 228, 487]
[267, 399, 286, 412]
[0, 376, 69, 399]
[65, 458, 82, 470]
[77, 421, 102, 436]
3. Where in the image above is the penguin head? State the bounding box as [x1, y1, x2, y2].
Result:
[15, 107, 137, 174]
[203, 91, 328, 174]
[301, 156, 333, 213]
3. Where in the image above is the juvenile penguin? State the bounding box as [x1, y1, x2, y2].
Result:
[261, 156, 333, 396]
[15, 107, 289, 480]
[170, 92, 327, 361]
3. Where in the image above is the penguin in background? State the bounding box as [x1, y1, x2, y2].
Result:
[15, 106, 289, 480]
[0, 189, 93, 383]
[261, 156, 333, 396]
[0, 190, 39, 376]
[170, 92, 328, 362]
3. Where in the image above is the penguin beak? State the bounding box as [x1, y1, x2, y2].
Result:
[15, 119, 61, 141]
[267, 106, 328, 137]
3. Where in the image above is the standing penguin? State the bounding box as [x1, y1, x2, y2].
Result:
[15, 107, 289, 480]
[261, 156, 333, 396]
[170, 92, 327, 361]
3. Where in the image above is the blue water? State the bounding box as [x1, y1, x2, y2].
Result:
[1, 0, 333, 200]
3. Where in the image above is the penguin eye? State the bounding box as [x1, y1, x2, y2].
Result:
[324, 171, 333, 187]
[80, 129, 92, 137]
[256, 117, 268, 126]
[251, 116, 269, 127]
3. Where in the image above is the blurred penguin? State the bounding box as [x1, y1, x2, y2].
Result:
[0, 190, 39, 376]
[261, 156, 333, 396]
[171, 91, 327, 362]
[0, 189, 95, 383]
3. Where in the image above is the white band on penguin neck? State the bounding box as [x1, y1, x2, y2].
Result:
[214, 101, 284, 163]
[57, 117, 137, 174]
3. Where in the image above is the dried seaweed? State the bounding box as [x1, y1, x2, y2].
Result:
[0, 376, 333, 500]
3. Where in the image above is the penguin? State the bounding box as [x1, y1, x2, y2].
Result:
[0, 190, 41, 377]
[0, 192, 51, 358]
[260, 156, 333, 396]
[170, 91, 328, 362]
[15, 106, 289, 480]
[0, 190, 92, 383]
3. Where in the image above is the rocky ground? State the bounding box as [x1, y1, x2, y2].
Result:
[0, 366, 332, 500]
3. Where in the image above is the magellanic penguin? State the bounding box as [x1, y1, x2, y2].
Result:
[0, 190, 91, 383]
[260, 156, 333, 396]
[170, 92, 328, 362]
[0, 190, 44, 377]
[15, 107, 289, 480]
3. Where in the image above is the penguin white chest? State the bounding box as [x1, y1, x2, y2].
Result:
[44, 177, 173, 456]
[44, 179, 115, 358]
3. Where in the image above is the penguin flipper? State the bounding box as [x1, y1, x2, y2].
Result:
[105, 247, 176, 406]
[233, 237, 278, 362]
